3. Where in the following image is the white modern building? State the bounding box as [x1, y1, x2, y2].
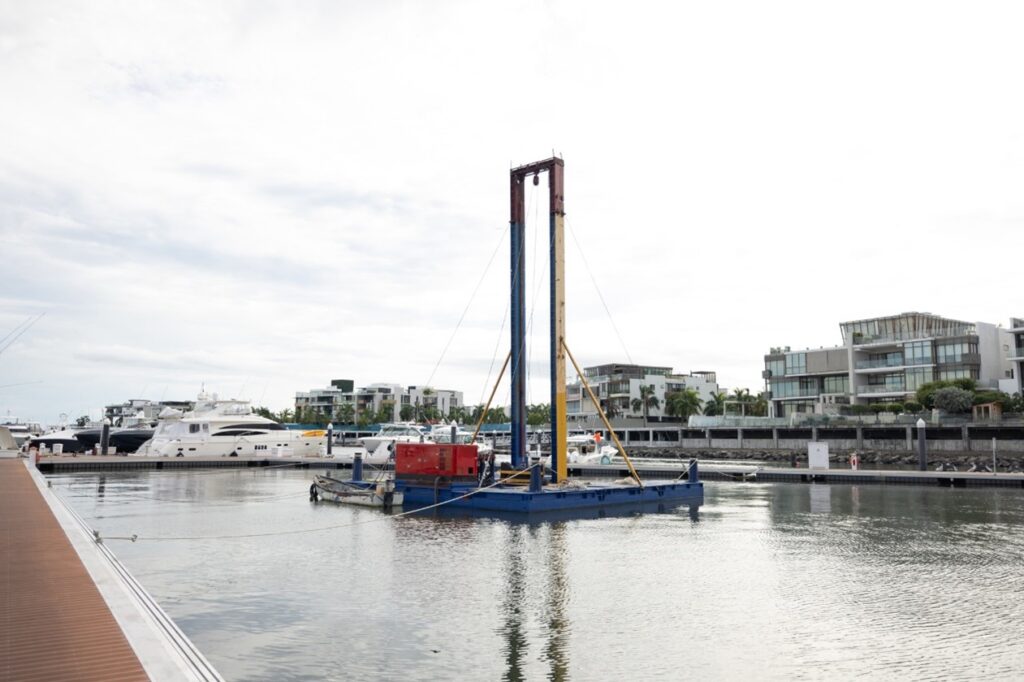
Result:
[566, 363, 720, 423]
[295, 379, 464, 423]
[1005, 317, 1024, 395]
[763, 312, 1016, 418]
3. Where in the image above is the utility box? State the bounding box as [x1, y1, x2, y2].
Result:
[396, 443, 478, 483]
[808, 441, 829, 469]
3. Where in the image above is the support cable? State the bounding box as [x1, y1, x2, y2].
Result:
[565, 218, 633, 364]
[423, 223, 510, 390]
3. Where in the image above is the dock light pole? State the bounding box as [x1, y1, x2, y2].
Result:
[916, 418, 927, 471]
[326, 423, 333, 457]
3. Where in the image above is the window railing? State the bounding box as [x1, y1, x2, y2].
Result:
[856, 384, 907, 395]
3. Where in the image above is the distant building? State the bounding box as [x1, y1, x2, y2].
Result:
[763, 312, 1015, 418]
[1007, 317, 1024, 395]
[566, 363, 720, 423]
[295, 380, 464, 423]
[103, 399, 193, 425]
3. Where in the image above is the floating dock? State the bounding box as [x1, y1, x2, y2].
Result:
[0, 457, 222, 681]
[33, 454, 1024, 489]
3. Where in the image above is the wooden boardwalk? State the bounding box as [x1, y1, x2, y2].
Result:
[0, 459, 149, 682]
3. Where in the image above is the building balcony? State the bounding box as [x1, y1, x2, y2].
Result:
[856, 384, 908, 396]
[771, 389, 821, 400]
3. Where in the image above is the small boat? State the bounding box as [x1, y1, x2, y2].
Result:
[310, 474, 403, 509]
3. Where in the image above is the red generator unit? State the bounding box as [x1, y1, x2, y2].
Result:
[395, 443, 480, 485]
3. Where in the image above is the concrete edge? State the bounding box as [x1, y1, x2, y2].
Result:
[24, 460, 223, 682]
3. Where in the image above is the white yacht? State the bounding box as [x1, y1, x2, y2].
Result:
[567, 434, 619, 465]
[0, 416, 43, 448]
[137, 392, 325, 457]
[429, 421, 495, 459]
[359, 422, 429, 452]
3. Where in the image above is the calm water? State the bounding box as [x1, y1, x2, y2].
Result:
[51, 470, 1024, 681]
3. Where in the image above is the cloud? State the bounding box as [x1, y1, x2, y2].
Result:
[2, 1, 1024, 424]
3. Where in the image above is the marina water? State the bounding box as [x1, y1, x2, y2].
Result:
[51, 470, 1024, 680]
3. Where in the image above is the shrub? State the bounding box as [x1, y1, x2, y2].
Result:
[904, 401, 922, 413]
[886, 403, 904, 414]
[851, 404, 873, 416]
[932, 387, 973, 413]
[869, 403, 888, 414]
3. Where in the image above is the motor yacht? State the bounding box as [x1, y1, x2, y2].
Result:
[137, 392, 325, 457]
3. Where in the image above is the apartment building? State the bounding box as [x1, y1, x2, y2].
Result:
[763, 312, 1014, 418]
[295, 379, 463, 422]
[566, 363, 719, 422]
[1006, 317, 1024, 395]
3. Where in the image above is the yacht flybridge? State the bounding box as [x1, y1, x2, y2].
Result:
[137, 391, 325, 457]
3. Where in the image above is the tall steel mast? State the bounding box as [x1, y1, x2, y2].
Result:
[508, 157, 567, 482]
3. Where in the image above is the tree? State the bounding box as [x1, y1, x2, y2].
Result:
[599, 399, 620, 420]
[664, 389, 702, 422]
[751, 391, 770, 417]
[702, 391, 726, 417]
[631, 385, 660, 426]
[916, 381, 953, 410]
[75, 415, 90, 427]
[932, 387, 973, 413]
[253, 406, 278, 421]
[336, 403, 354, 425]
[399, 404, 415, 421]
[374, 400, 395, 424]
[277, 408, 294, 423]
[526, 403, 550, 426]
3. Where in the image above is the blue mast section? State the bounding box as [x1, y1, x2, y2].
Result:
[509, 173, 527, 470]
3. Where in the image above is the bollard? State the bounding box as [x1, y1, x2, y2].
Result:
[100, 420, 111, 456]
[352, 452, 363, 482]
[916, 418, 927, 472]
[687, 458, 699, 483]
[326, 423, 333, 457]
[528, 456, 544, 489]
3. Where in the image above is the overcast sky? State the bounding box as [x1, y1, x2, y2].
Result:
[2, 1, 1023, 425]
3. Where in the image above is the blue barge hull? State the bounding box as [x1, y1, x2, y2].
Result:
[398, 480, 703, 513]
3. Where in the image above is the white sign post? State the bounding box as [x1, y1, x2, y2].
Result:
[808, 441, 829, 469]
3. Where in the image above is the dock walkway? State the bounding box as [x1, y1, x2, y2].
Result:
[0, 459, 148, 682]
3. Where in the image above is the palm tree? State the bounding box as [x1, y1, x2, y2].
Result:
[665, 389, 702, 422]
[399, 404, 415, 421]
[703, 391, 726, 417]
[631, 385, 660, 426]
[336, 403, 354, 425]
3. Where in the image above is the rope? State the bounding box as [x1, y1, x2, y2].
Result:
[424, 222, 510, 390]
[89, 463, 543, 542]
[565, 217, 634, 365]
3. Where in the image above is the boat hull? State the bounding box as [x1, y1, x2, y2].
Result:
[399, 479, 703, 513]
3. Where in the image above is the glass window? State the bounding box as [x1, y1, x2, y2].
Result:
[905, 368, 934, 391]
[824, 375, 849, 394]
[766, 359, 785, 378]
[785, 353, 806, 375]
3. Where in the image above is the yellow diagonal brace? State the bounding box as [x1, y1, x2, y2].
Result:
[472, 351, 512, 442]
[563, 340, 643, 487]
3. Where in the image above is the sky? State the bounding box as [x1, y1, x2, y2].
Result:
[2, 1, 1023, 425]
